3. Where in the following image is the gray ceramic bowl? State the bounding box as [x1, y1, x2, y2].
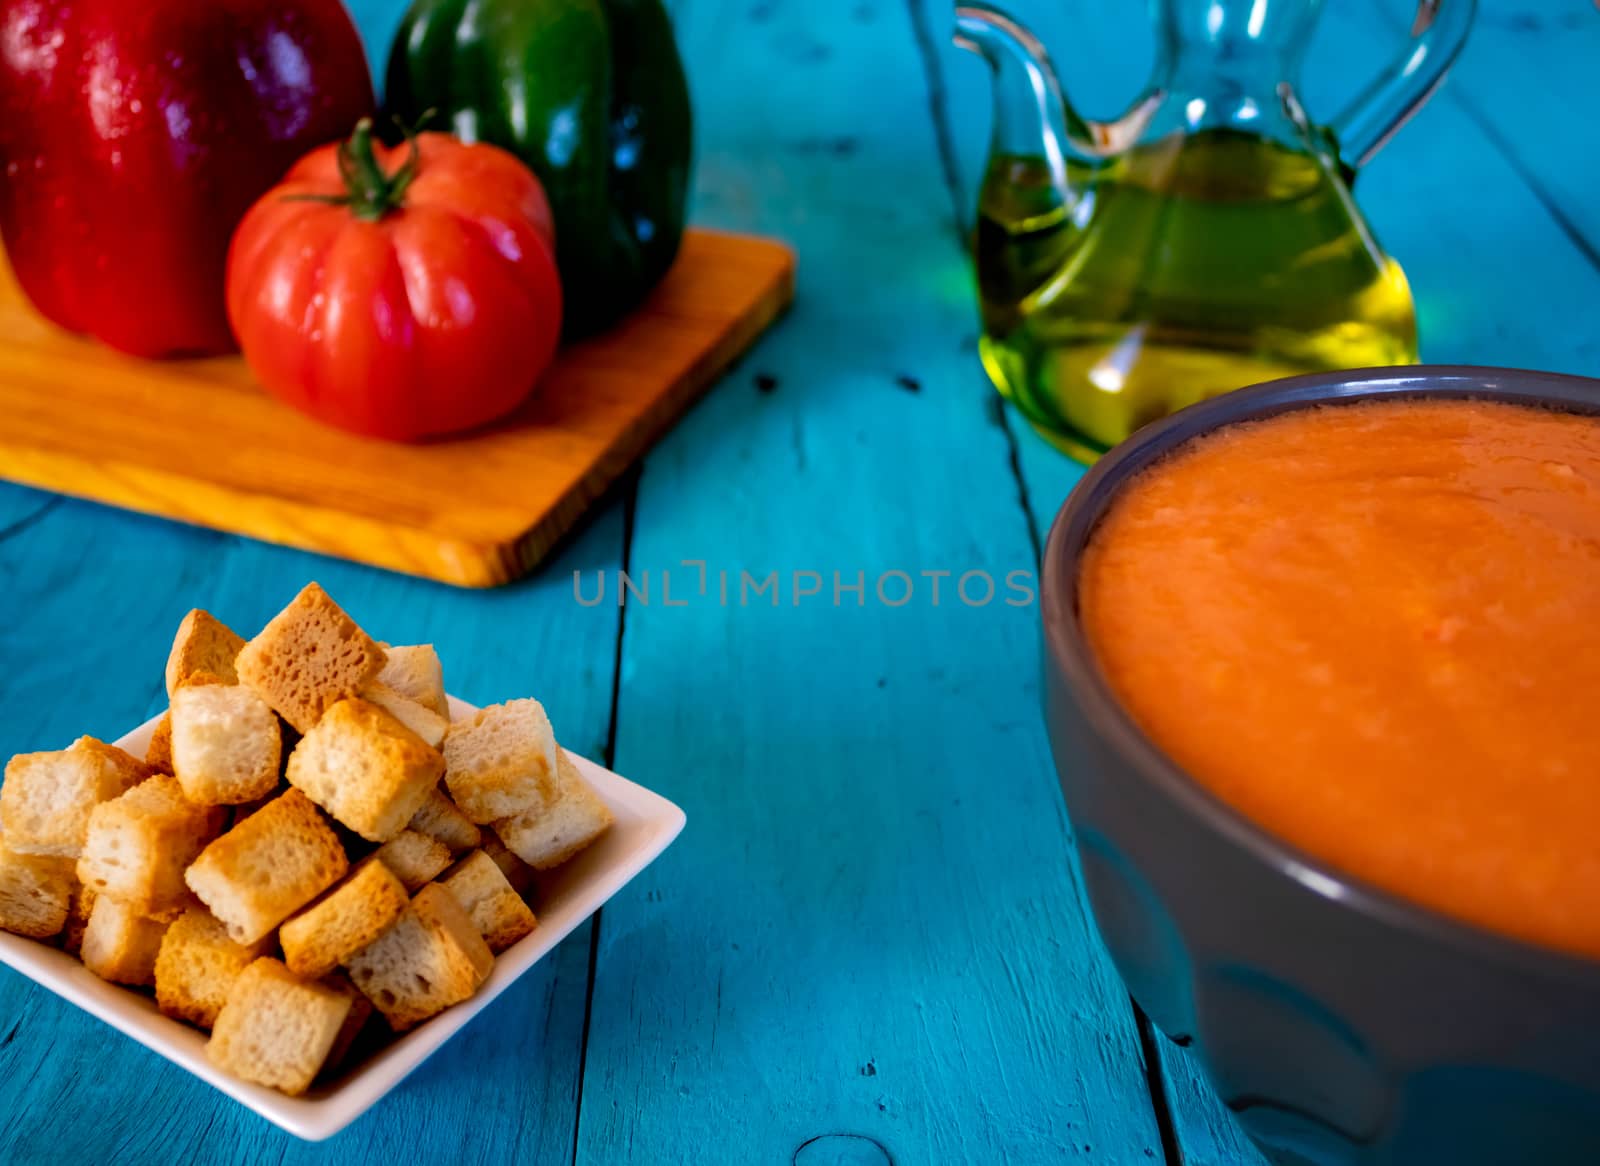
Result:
[1041, 367, 1600, 1166]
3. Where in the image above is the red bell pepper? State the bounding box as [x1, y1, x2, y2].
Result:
[0, 0, 374, 358]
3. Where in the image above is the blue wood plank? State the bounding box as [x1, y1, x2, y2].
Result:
[1318, 0, 1600, 377]
[345, 0, 409, 94]
[1384, 0, 1600, 258]
[569, 3, 1167, 1163]
[0, 484, 59, 542]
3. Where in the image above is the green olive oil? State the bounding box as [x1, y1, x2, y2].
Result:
[976, 130, 1418, 462]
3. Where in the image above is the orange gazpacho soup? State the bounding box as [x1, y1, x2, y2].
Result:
[1080, 398, 1600, 961]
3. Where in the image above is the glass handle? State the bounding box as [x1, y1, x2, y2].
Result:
[1329, 0, 1477, 170]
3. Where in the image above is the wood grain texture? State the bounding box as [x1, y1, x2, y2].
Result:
[1403, 0, 1600, 259]
[571, 1, 1167, 1163]
[0, 230, 793, 587]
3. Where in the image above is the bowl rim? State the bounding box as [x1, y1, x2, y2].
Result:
[1041, 364, 1600, 987]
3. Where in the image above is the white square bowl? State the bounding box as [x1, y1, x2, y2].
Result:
[0, 697, 684, 1140]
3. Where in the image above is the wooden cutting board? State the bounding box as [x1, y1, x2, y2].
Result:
[0, 229, 794, 586]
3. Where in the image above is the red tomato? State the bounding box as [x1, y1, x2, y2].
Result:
[226, 121, 562, 440]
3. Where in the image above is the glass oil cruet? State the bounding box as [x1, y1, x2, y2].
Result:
[955, 0, 1475, 461]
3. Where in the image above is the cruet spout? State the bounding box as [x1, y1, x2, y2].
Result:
[954, 5, 1147, 177]
[954, 4, 1088, 194]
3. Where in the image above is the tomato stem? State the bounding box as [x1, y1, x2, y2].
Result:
[282, 117, 424, 219]
[338, 118, 419, 221]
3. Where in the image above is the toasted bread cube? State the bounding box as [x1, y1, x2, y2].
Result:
[415, 882, 493, 976]
[479, 832, 535, 896]
[170, 683, 282, 806]
[165, 609, 246, 696]
[185, 789, 348, 945]
[155, 907, 273, 1029]
[345, 884, 493, 1031]
[0, 835, 71, 938]
[77, 776, 225, 913]
[71, 736, 151, 777]
[319, 971, 374, 1076]
[81, 895, 174, 986]
[440, 850, 537, 952]
[359, 681, 448, 748]
[280, 860, 409, 979]
[226, 788, 282, 831]
[150, 895, 202, 924]
[235, 583, 386, 733]
[442, 699, 560, 824]
[494, 752, 615, 870]
[408, 787, 481, 854]
[1, 739, 149, 857]
[286, 698, 442, 842]
[372, 829, 452, 892]
[60, 882, 95, 954]
[207, 958, 352, 1096]
[377, 644, 448, 718]
[146, 712, 174, 774]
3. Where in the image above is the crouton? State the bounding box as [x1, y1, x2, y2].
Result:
[439, 850, 537, 952]
[345, 884, 493, 1031]
[206, 958, 352, 1096]
[1, 739, 149, 857]
[479, 832, 535, 897]
[279, 860, 408, 979]
[71, 736, 151, 778]
[494, 752, 614, 870]
[0, 835, 71, 938]
[60, 881, 95, 954]
[170, 684, 282, 806]
[442, 699, 560, 824]
[226, 790, 282, 832]
[184, 789, 348, 945]
[165, 609, 247, 696]
[372, 829, 451, 892]
[376, 645, 448, 718]
[81, 895, 174, 986]
[235, 583, 385, 733]
[146, 712, 174, 774]
[286, 698, 443, 842]
[319, 971, 374, 1076]
[155, 908, 272, 1029]
[359, 681, 448, 748]
[408, 787, 481, 854]
[77, 775, 225, 914]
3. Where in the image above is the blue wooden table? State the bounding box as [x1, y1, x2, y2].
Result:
[0, 1, 1594, 1162]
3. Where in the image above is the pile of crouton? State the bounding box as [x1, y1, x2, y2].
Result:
[0, 582, 613, 1095]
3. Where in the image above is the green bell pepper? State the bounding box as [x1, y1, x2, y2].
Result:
[385, 0, 693, 335]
